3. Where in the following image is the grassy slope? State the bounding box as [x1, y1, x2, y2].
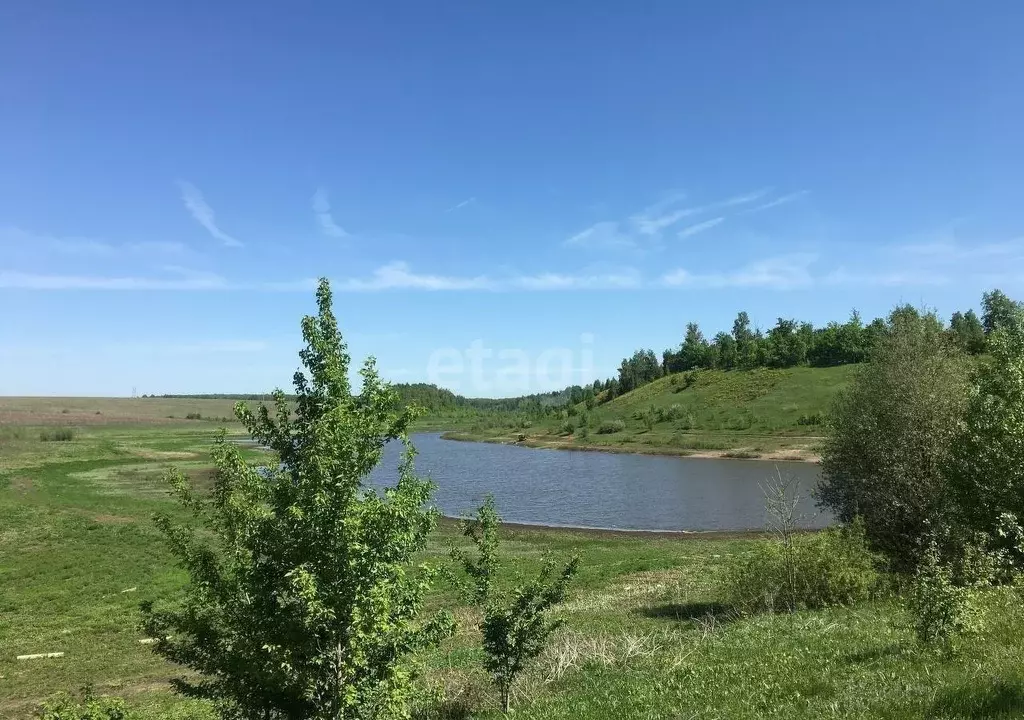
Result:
[2, 424, 1023, 719]
[443, 365, 859, 460]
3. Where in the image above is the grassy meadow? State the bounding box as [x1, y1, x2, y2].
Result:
[2, 409, 1024, 718]
[441, 365, 859, 461]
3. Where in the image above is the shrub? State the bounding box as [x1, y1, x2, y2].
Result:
[723, 519, 880, 614]
[664, 403, 685, 421]
[451, 496, 578, 714]
[907, 539, 978, 649]
[797, 412, 823, 426]
[992, 512, 1024, 583]
[947, 314, 1024, 531]
[40, 689, 132, 719]
[640, 409, 656, 431]
[560, 419, 576, 436]
[818, 308, 971, 572]
[576, 425, 589, 440]
[184, 412, 202, 420]
[596, 420, 625, 435]
[39, 428, 74, 442]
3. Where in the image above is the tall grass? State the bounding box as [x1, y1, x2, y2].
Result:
[39, 428, 75, 442]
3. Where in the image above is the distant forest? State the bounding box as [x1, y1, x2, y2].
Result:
[148, 290, 1019, 414]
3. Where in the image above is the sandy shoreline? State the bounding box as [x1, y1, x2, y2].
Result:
[439, 431, 821, 463]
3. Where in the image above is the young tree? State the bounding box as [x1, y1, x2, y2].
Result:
[451, 496, 579, 714]
[947, 312, 1024, 531]
[981, 289, 1021, 336]
[678, 322, 709, 370]
[766, 318, 807, 368]
[142, 279, 454, 720]
[948, 309, 986, 355]
[818, 306, 971, 571]
[732, 311, 757, 368]
[712, 331, 738, 370]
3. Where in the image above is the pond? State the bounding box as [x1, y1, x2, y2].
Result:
[365, 433, 831, 532]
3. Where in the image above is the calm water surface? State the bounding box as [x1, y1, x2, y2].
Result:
[366, 433, 831, 532]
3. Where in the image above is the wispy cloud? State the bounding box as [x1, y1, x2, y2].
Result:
[0, 227, 188, 257]
[564, 222, 637, 250]
[513, 269, 642, 290]
[336, 262, 493, 291]
[571, 189, 773, 250]
[661, 254, 817, 290]
[823, 268, 950, 287]
[745, 190, 809, 213]
[0, 268, 229, 291]
[311, 187, 349, 238]
[677, 217, 725, 239]
[178, 181, 243, 247]
[446, 197, 477, 213]
[892, 237, 1024, 263]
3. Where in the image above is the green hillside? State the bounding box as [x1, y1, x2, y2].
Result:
[442, 365, 860, 460]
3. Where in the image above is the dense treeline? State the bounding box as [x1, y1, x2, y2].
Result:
[583, 289, 1018, 404]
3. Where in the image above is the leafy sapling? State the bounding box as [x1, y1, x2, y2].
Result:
[141, 278, 454, 720]
[451, 495, 580, 714]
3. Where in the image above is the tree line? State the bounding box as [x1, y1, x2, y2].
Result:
[587, 289, 1018, 401]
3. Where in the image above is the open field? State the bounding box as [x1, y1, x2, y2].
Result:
[2, 422, 1023, 719]
[0, 397, 248, 427]
[438, 366, 859, 461]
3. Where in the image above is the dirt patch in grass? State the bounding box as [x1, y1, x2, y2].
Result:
[128, 449, 200, 461]
[9, 475, 35, 493]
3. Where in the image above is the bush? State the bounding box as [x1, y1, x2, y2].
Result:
[992, 512, 1024, 583]
[577, 425, 589, 440]
[664, 403, 685, 421]
[560, 419, 576, 436]
[184, 412, 202, 420]
[596, 420, 626, 435]
[818, 308, 971, 572]
[40, 689, 132, 719]
[797, 412, 823, 426]
[723, 520, 881, 614]
[908, 539, 978, 649]
[39, 428, 74, 442]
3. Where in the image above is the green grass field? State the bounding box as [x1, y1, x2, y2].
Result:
[442, 365, 859, 461]
[2, 419, 1023, 719]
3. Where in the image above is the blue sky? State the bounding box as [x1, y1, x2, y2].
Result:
[2, 2, 1023, 396]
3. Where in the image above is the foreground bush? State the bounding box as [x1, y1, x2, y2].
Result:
[818, 306, 971, 572]
[40, 690, 131, 720]
[451, 496, 579, 714]
[908, 540, 978, 649]
[723, 520, 880, 613]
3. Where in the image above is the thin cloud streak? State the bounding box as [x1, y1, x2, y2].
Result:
[311, 187, 349, 238]
[745, 190, 809, 213]
[677, 217, 724, 239]
[178, 181, 243, 248]
[336, 262, 493, 291]
[661, 254, 817, 290]
[445, 197, 477, 213]
[0, 227, 189, 257]
[623, 188, 772, 240]
[0, 270, 230, 291]
[564, 221, 637, 250]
